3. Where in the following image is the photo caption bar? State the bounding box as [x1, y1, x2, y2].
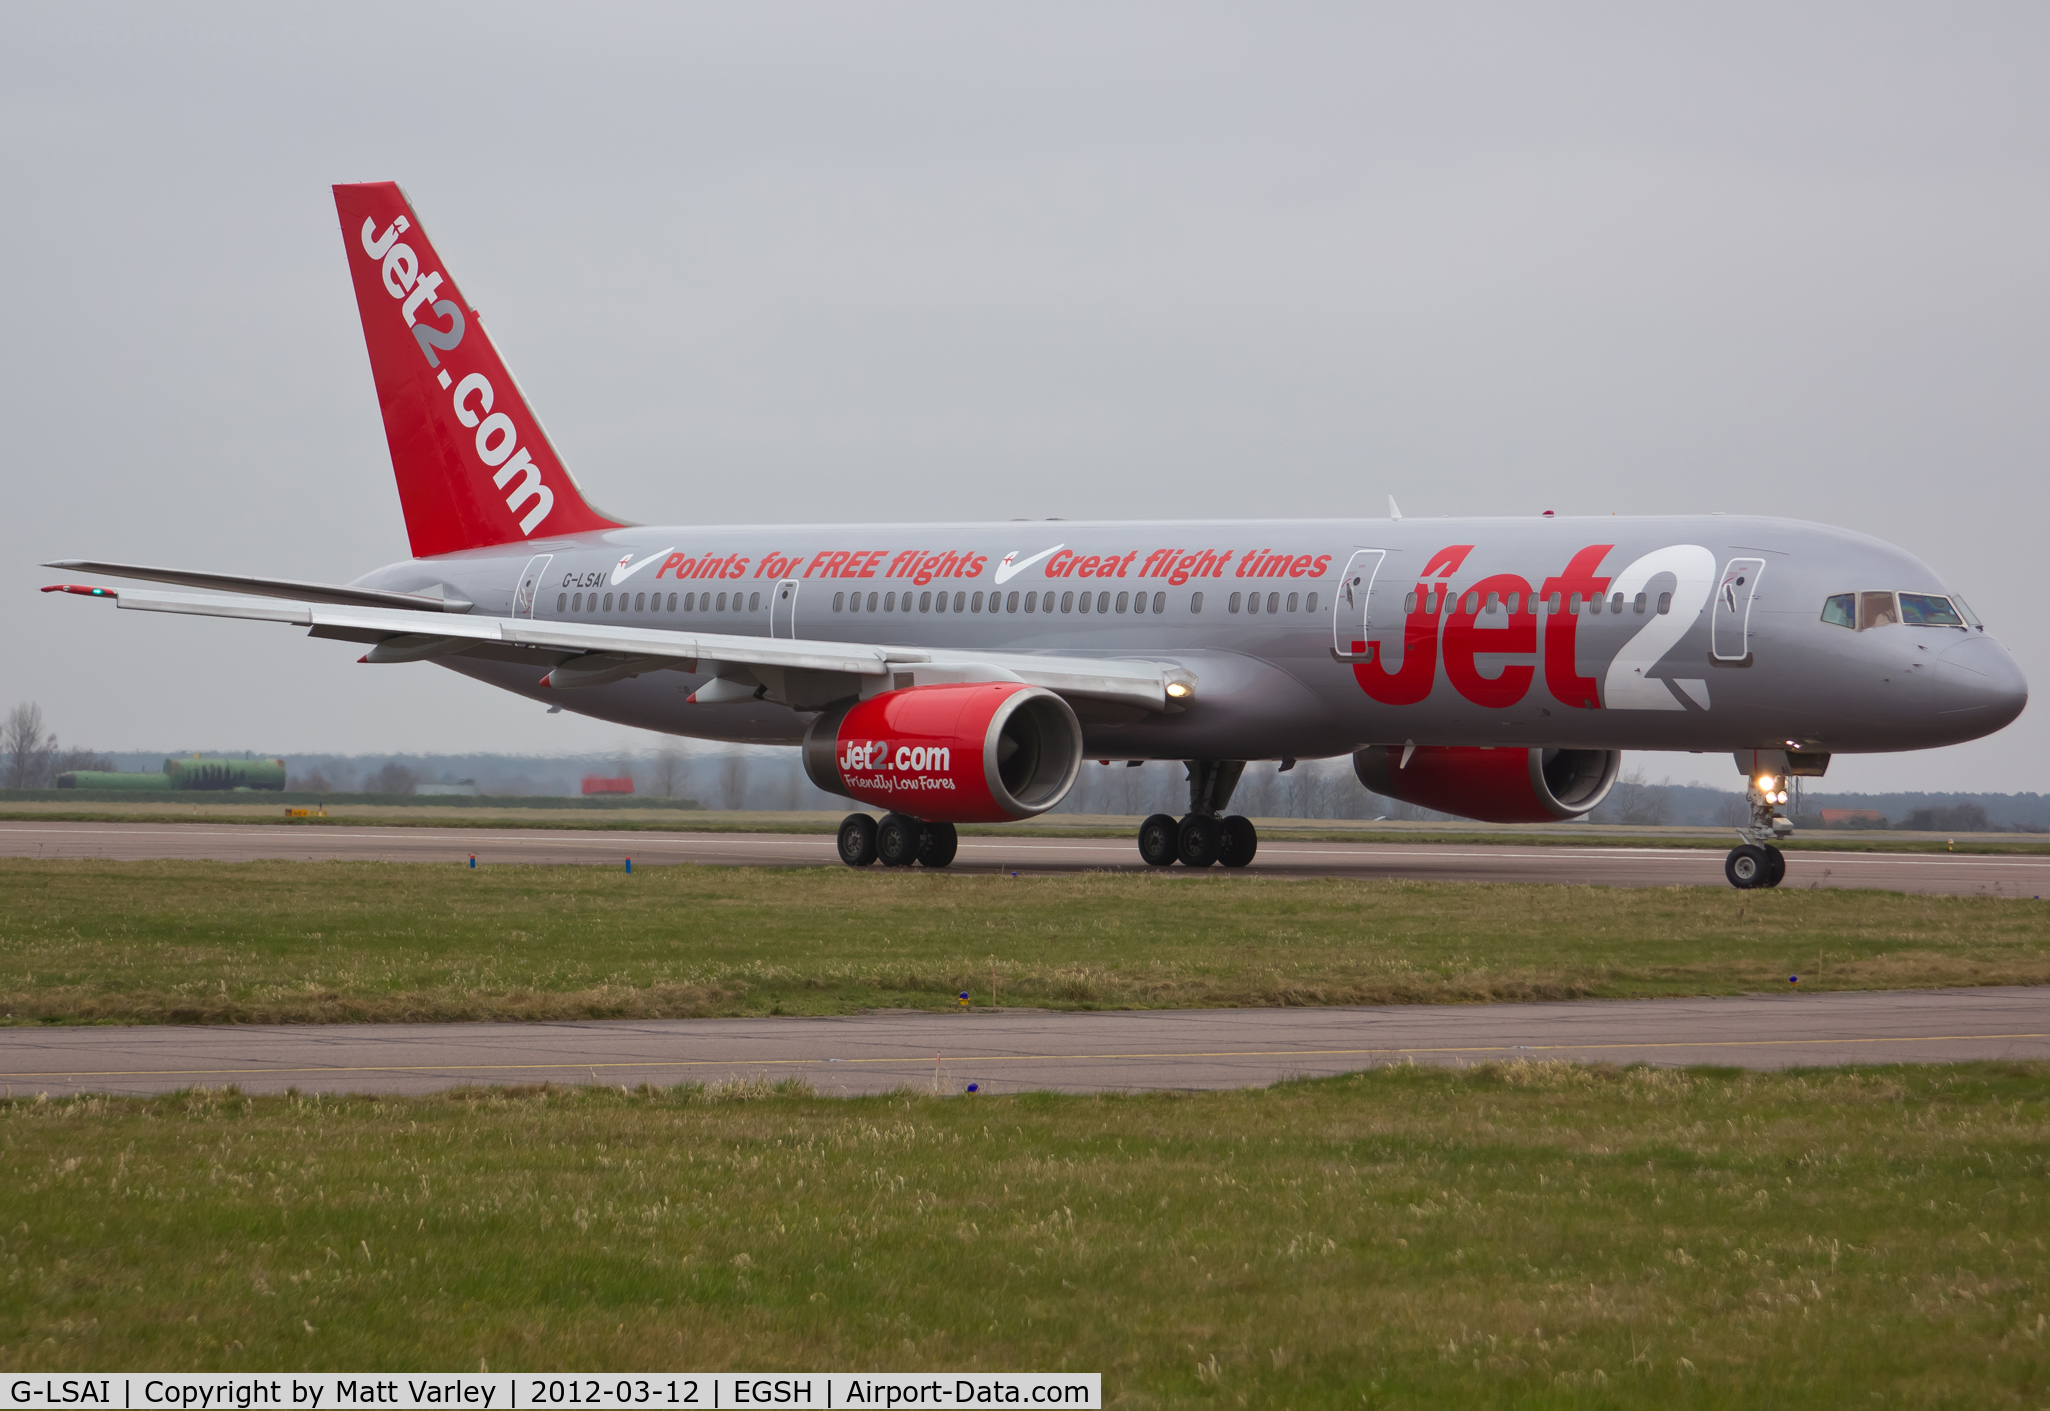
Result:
[6, 1375, 1100, 1410]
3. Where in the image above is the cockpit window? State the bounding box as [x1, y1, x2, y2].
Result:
[1860, 591, 1899, 629]
[1832, 591, 1974, 630]
[1899, 593, 1963, 627]
[1952, 595, 1984, 629]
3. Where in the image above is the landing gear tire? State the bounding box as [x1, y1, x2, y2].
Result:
[1218, 815, 1258, 869]
[1763, 845, 1786, 888]
[915, 821, 959, 869]
[1725, 844, 1773, 889]
[1177, 814, 1222, 868]
[1138, 813, 1180, 867]
[837, 814, 878, 867]
[875, 813, 921, 867]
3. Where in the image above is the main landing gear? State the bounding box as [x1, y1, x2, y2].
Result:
[1724, 770, 1795, 889]
[1138, 760, 1259, 870]
[838, 813, 958, 869]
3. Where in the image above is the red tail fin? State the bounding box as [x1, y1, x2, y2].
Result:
[333, 182, 625, 557]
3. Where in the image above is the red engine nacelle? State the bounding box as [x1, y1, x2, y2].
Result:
[802, 683, 1084, 824]
[1352, 745, 1621, 823]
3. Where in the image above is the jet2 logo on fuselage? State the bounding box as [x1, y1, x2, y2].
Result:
[1350, 543, 1714, 713]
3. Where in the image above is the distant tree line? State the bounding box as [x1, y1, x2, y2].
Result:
[2, 702, 113, 789]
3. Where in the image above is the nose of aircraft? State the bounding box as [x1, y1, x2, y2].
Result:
[1938, 634, 2028, 730]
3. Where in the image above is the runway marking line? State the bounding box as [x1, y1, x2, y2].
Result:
[7, 1031, 2046, 1084]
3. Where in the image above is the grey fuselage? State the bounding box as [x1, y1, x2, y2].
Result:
[354, 514, 2028, 764]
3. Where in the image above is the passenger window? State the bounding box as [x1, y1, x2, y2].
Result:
[632, 592, 643, 612]
[683, 593, 694, 612]
[1484, 591, 1499, 613]
[971, 591, 984, 612]
[1305, 592, 1317, 613]
[717, 592, 729, 611]
[1153, 592, 1166, 613]
[1657, 591, 1671, 615]
[1567, 592, 1581, 613]
[919, 591, 932, 612]
[1267, 592, 1280, 614]
[884, 592, 896, 612]
[749, 592, 761, 612]
[1610, 593, 1624, 614]
[1403, 591, 1416, 613]
[1899, 592, 1963, 626]
[667, 593, 677, 612]
[1077, 592, 1091, 614]
[1093, 591, 1107, 613]
[603, 592, 614, 611]
[1134, 592, 1147, 615]
[1230, 592, 1243, 614]
[1463, 592, 1479, 615]
[1245, 592, 1259, 615]
[556, 592, 566, 613]
[1190, 591, 1203, 613]
[572, 592, 582, 611]
[1507, 592, 1519, 613]
[1633, 592, 1646, 615]
[832, 592, 844, 612]
[1820, 594, 1854, 629]
[1549, 592, 1562, 613]
[1286, 592, 1299, 613]
[1860, 591, 1898, 629]
[1006, 591, 1019, 613]
[1116, 591, 1130, 613]
[1024, 593, 1036, 614]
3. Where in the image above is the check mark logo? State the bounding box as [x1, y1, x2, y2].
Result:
[993, 544, 1064, 585]
[610, 548, 676, 585]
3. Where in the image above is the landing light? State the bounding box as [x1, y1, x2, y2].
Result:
[1165, 681, 1191, 699]
[1756, 774, 1777, 792]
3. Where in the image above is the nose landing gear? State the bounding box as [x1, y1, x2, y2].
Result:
[1724, 773, 1794, 889]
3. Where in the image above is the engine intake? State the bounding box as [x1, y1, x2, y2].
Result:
[803, 683, 1083, 823]
[1352, 745, 1621, 823]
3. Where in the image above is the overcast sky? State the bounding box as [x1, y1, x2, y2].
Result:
[2, 3, 2042, 791]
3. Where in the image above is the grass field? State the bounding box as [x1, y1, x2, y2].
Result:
[2, 859, 2045, 1025]
[3, 798, 2045, 853]
[2, 1063, 2045, 1406]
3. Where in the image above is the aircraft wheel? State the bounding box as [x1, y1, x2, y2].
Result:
[1138, 813, 1180, 867]
[1725, 844, 1772, 889]
[1218, 815, 1258, 868]
[1763, 845, 1786, 888]
[876, 813, 921, 867]
[1177, 814, 1222, 868]
[837, 814, 879, 867]
[916, 821, 959, 869]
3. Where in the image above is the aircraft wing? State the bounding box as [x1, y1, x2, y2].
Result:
[42, 583, 1194, 714]
[42, 560, 474, 612]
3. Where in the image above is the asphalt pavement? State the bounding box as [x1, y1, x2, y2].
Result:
[2, 988, 2043, 1098]
[1, 820, 2044, 894]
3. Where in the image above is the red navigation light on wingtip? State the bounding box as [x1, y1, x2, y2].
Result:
[42, 584, 116, 598]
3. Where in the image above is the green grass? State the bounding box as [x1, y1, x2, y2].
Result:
[2, 1064, 2046, 1406]
[2, 860, 2046, 1025]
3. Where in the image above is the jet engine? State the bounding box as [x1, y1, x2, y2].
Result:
[802, 683, 1083, 823]
[1352, 745, 1621, 824]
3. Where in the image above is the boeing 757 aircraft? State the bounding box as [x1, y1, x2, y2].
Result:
[44, 183, 2029, 887]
